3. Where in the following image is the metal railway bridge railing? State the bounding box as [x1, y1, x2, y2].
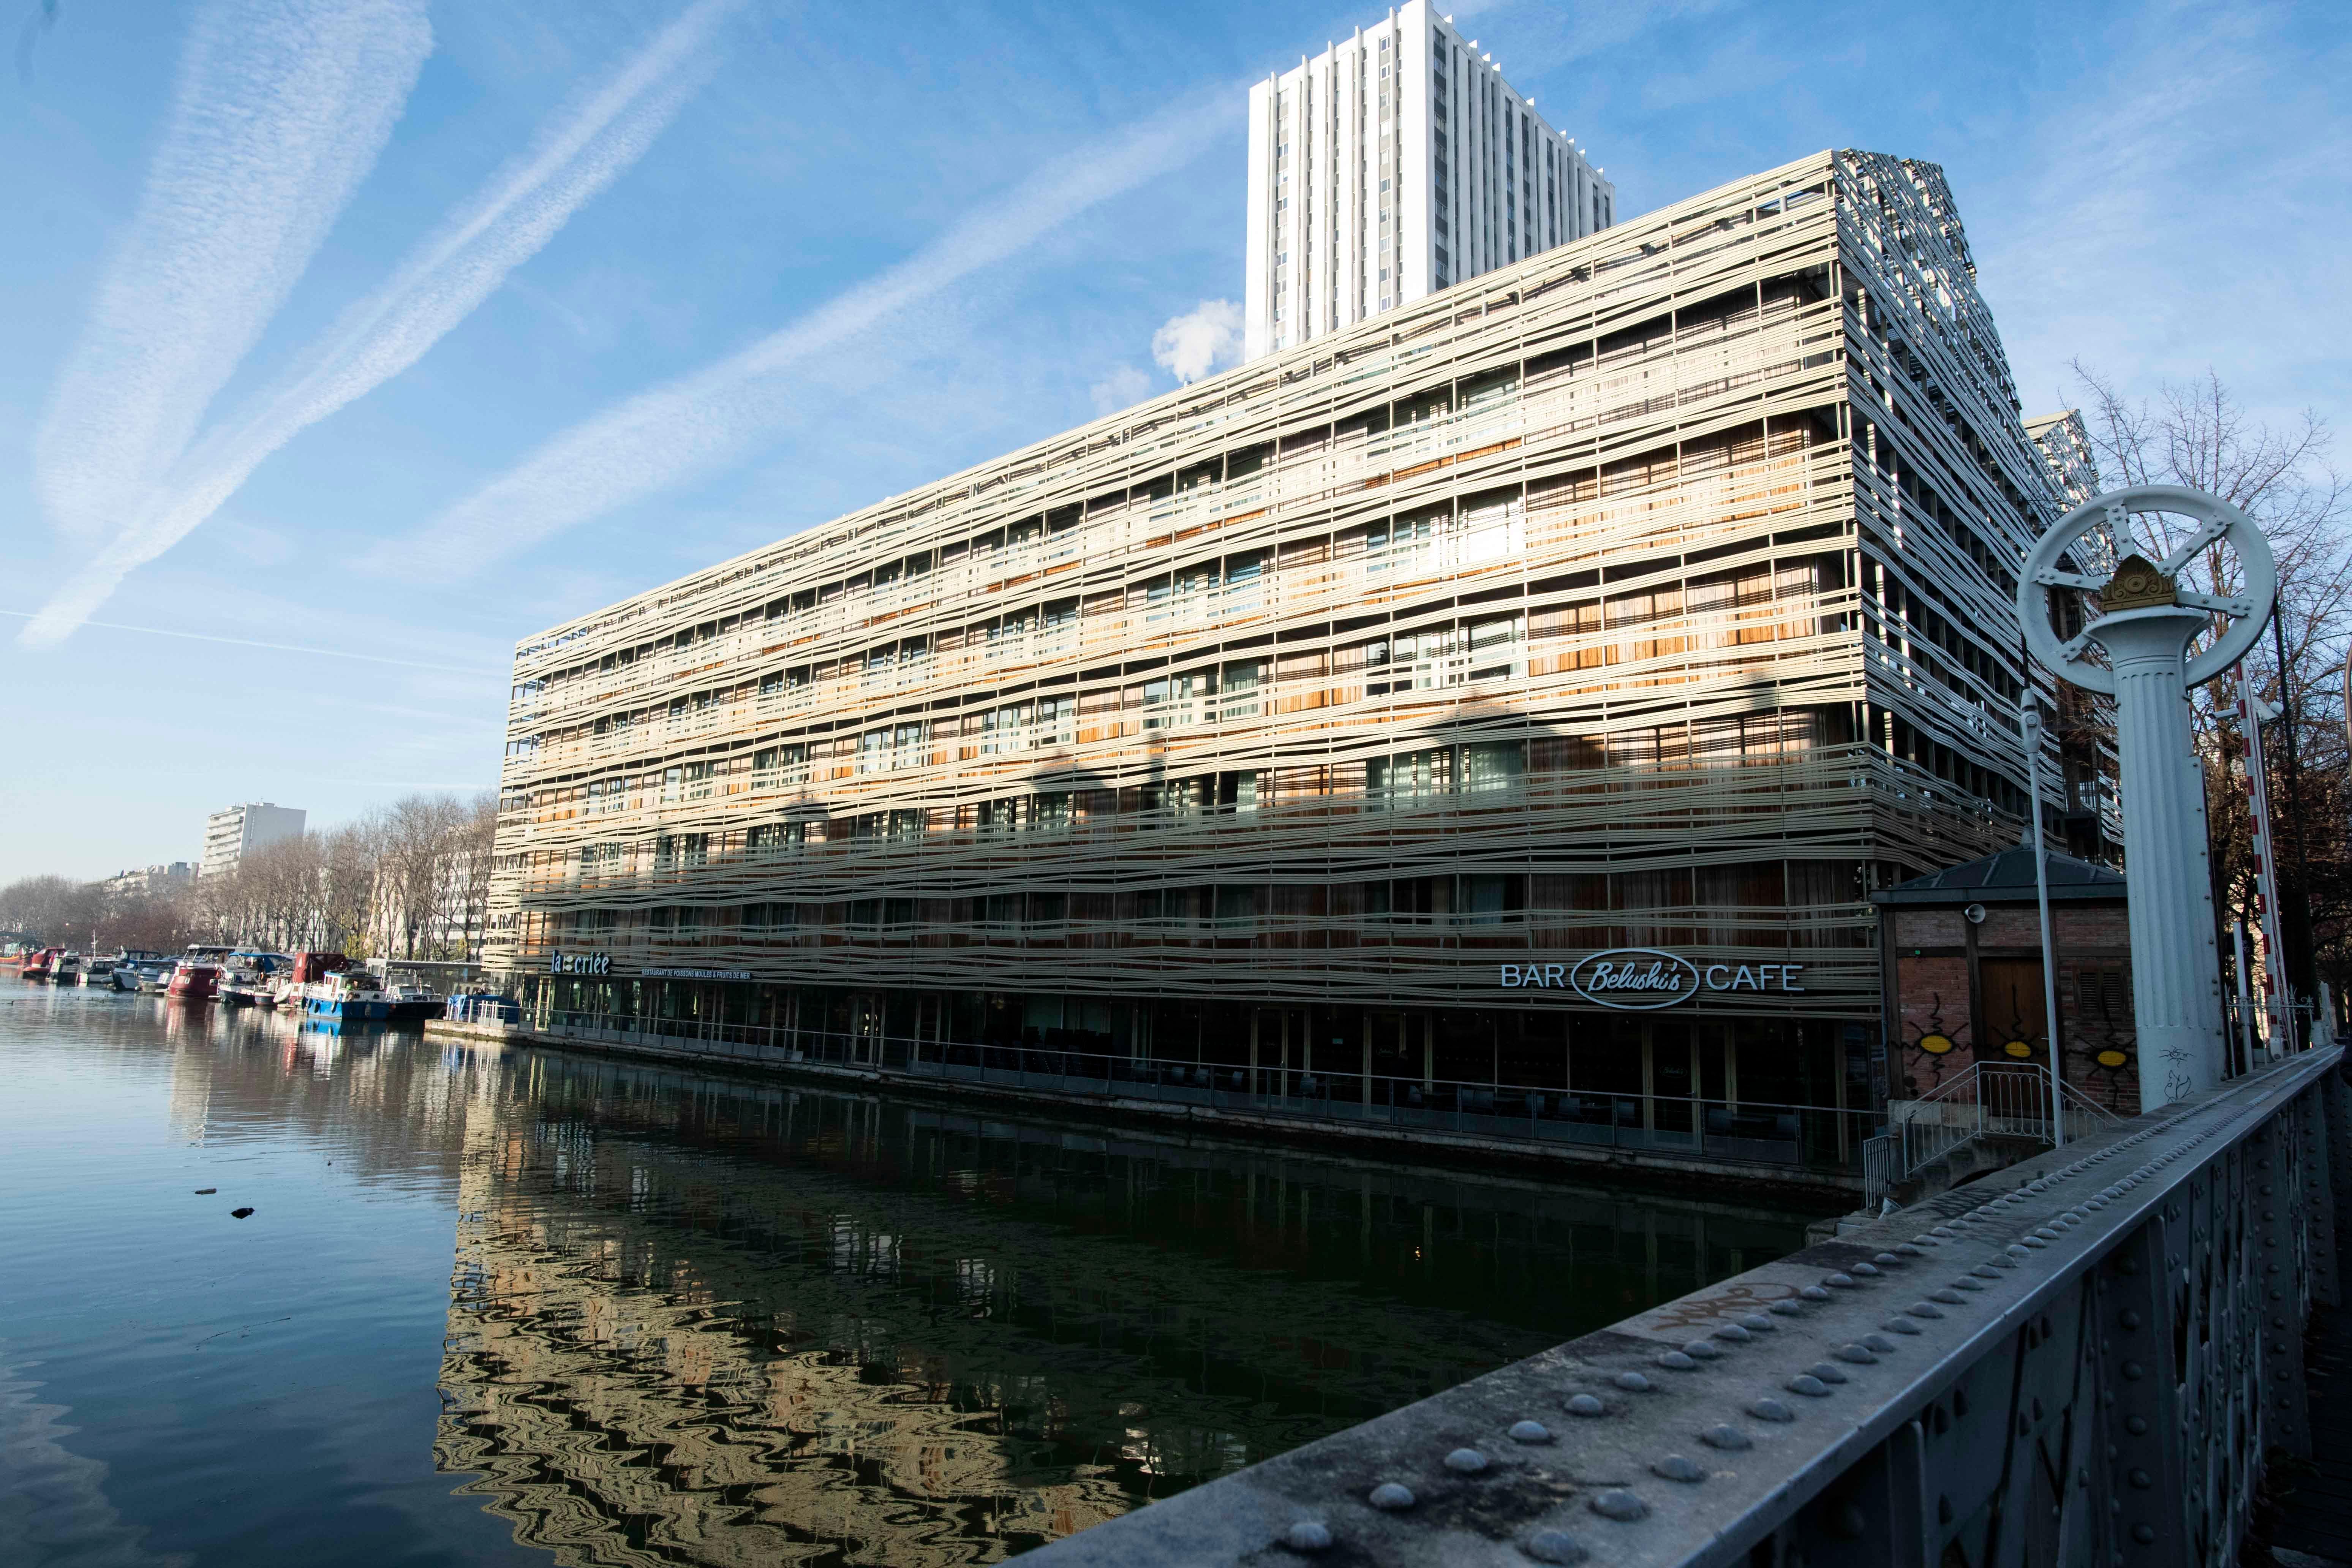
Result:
[1029, 1045, 2347, 1568]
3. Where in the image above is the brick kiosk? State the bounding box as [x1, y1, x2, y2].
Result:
[1872, 846, 2136, 1114]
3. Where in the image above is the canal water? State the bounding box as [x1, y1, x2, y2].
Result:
[3, 986, 1815, 1566]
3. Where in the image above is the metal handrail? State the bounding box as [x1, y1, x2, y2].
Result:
[1880, 1061, 2120, 1201]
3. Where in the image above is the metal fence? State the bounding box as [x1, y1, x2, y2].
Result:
[531, 1008, 1875, 1172]
[1023, 1044, 2346, 1568]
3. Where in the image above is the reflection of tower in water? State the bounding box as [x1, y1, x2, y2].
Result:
[430, 1054, 1804, 1564]
[433, 1089, 1133, 1564]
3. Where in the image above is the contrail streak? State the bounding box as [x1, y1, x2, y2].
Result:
[20, 0, 742, 649]
[30, 0, 431, 555]
[0, 609, 502, 674]
[392, 90, 1229, 575]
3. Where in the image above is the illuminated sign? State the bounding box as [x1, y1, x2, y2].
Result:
[1499, 948, 1805, 1010]
[548, 952, 611, 976]
[642, 966, 753, 980]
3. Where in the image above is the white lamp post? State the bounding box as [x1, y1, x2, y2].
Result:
[2018, 484, 2277, 1112]
[2018, 697, 2066, 1143]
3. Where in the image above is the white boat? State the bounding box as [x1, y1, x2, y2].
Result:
[79, 958, 117, 988]
[52, 952, 82, 985]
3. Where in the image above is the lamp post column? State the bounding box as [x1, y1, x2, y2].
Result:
[2094, 605, 2228, 1108]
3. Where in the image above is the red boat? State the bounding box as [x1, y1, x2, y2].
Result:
[22, 947, 60, 982]
[166, 960, 221, 1002]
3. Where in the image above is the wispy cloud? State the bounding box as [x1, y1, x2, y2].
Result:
[1088, 363, 1152, 416]
[30, 0, 432, 555]
[20, 0, 742, 649]
[389, 90, 1230, 575]
[1151, 299, 1242, 384]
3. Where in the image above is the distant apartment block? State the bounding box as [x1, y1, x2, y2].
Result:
[201, 803, 305, 878]
[1245, 0, 1614, 359]
[103, 862, 196, 898]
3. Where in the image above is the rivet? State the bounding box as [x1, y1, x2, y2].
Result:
[1826, 1273, 1857, 1288]
[1852, 1262, 1881, 1277]
[1369, 1482, 1416, 1511]
[1788, 1374, 1832, 1397]
[2036, 1228, 2062, 1241]
[1445, 1448, 1489, 1474]
[1748, 1397, 1795, 1422]
[1654, 1453, 1709, 1481]
[1520, 1529, 1588, 1565]
[1769, 1299, 1804, 1316]
[1834, 1344, 1878, 1365]
[1808, 1362, 1851, 1384]
[1699, 1424, 1750, 1451]
[1511, 1420, 1554, 1444]
[1954, 1279, 1986, 1291]
[1977, 1264, 2008, 1277]
[1614, 1372, 1653, 1393]
[1897, 1243, 1925, 1256]
[2125, 1415, 2150, 1435]
[1914, 1300, 1951, 1316]
[1884, 1317, 1924, 1334]
[1801, 1285, 1832, 1301]
[1682, 1340, 1723, 1360]
[1741, 1313, 1777, 1332]
[2122, 1361, 2145, 1380]
[2016, 1239, 2046, 1252]
[1657, 1351, 1698, 1371]
[2129, 1468, 2151, 1488]
[2119, 1309, 2142, 1329]
[1566, 1394, 1606, 1418]
[2133, 1524, 2158, 1543]
[1589, 1489, 1648, 1522]
[1876, 1251, 1904, 1264]
[1283, 1521, 1333, 1553]
[1914, 1234, 1943, 1246]
[1863, 1333, 1900, 1353]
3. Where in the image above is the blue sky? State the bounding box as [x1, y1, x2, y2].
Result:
[1, 0, 2344, 883]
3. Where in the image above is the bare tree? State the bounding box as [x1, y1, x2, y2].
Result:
[2072, 364, 2352, 1012]
[378, 793, 469, 959]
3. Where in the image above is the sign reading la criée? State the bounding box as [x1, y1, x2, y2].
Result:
[1501, 947, 1804, 1010]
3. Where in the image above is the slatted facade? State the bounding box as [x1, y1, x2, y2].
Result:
[488, 150, 2071, 1103]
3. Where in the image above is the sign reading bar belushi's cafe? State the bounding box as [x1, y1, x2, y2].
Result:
[1500, 948, 1807, 1011]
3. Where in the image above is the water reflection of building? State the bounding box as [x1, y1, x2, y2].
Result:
[435, 1049, 1804, 1563]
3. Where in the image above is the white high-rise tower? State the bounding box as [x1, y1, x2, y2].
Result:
[1244, 0, 1615, 360]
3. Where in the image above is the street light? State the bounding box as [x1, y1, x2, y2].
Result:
[2018, 696, 2066, 1144]
[2017, 484, 2277, 1111]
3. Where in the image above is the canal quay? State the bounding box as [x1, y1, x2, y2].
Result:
[0, 987, 1810, 1567]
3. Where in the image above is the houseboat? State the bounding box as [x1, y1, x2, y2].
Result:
[301, 970, 444, 1024]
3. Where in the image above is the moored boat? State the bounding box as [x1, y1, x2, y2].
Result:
[217, 953, 292, 1007]
[52, 952, 82, 985]
[79, 958, 118, 988]
[166, 960, 221, 1002]
[301, 970, 444, 1024]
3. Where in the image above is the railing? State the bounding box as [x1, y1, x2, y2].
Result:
[528, 1008, 1875, 1175]
[1874, 1061, 2120, 1203]
[1024, 1045, 2348, 1568]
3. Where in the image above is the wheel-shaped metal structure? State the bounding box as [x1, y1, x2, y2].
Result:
[2017, 482, 2277, 694]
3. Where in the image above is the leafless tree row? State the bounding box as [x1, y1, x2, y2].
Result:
[0, 792, 498, 959]
[2068, 365, 2351, 1010]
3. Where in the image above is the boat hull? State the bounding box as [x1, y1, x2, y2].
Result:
[302, 997, 443, 1023]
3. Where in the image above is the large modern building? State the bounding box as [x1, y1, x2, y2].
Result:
[487, 150, 2094, 1174]
[1244, 0, 1614, 359]
[200, 801, 305, 878]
